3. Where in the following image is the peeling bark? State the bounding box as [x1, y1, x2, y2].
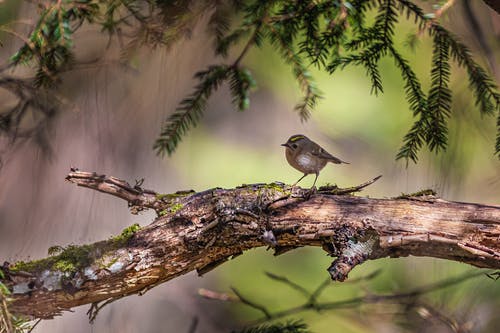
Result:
[1, 169, 499, 319]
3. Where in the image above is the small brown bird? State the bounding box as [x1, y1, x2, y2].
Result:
[281, 134, 348, 189]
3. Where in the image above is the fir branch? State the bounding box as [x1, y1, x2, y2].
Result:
[345, 28, 383, 51]
[389, 46, 426, 116]
[397, 1, 500, 115]
[364, 54, 384, 96]
[390, 46, 428, 162]
[228, 67, 256, 111]
[396, 0, 429, 29]
[433, 25, 500, 116]
[396, 116, 427, 162]
[153, 65, 230, 156]
[215, 27, 251, 57]
[8, 2, 84, 87]
[376, 0, 398, 42]
[266, 25, 322, 121]
[154, 3, 269, 155]
[306, 2, 349, 67]
[298, 3, 322, 65]
[426, 31, 451, 152]
[4, 0, 500, 161]
[347, 0, 373, 33]
[208, 1, 232, 47]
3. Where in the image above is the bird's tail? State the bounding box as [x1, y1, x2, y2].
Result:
[329, 157, 349, 164]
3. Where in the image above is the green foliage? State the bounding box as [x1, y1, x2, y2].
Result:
[234, 321, 310, 333]
[394, 1, 500, 161]
[154, 0, 499, 159]
[9, 0, 99, 87]
[426, 30, 451, 152]
[3, 0, 500, 161]
[153, 65, 232, 156]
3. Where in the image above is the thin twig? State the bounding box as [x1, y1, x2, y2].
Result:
[434, 0, 456, 20]
[231, 287, 272, 319]
[232, 28, 258, 67]
[254, 270, 486, 324]
[198, 288, 239, 302]
[200, 270, 486, 326]
[27, 318, 42, 333]
[87, 298, 118, 323]
[318, 175, 382, 195]
[308, 277, 331, 305]
[264, 272, 310, 299]
[65, 168, 159, 209]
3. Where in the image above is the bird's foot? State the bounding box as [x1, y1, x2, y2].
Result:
[303, 186, 317, 200]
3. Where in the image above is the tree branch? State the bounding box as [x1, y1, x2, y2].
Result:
[1, 169, 499, 319]
[482, 0, 500, 14]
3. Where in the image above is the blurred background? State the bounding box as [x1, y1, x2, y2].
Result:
[0, 0, 499, 332]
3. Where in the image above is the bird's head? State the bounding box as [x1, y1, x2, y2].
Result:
[281, 134, 308, 151]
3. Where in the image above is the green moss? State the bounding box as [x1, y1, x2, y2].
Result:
[260, 182, 291, 196]
[11, 244, 95, 274]
[10, 224, 142, 276]
[10, 258, 53, 273]
[52, 259, 76, 272]
[158, 203, 184, 217]
[111, 223, 141, 245]
[52, 244, 94, 272]
[156, 190, 194, 201]
[396, 189, 437, 199]
[170, 203, 184, 214]
[120, 223, 141, 239]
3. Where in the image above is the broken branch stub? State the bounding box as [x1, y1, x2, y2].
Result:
[0, 169, 498, 318]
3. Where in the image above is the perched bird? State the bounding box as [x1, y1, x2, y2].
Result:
[281, 134, 348, 189]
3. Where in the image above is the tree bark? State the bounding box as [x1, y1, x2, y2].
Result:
[483, 0, 500, 14]
[1, 170, 499, 319]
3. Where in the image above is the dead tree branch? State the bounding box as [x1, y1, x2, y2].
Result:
[0, 169, 499, 319]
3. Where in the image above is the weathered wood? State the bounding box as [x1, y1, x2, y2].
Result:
[1, 170, 499, 319]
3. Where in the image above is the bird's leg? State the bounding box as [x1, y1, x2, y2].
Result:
[305, 173, 319, 199]
[292, 173, 308, 187]
[311, 173, 319, 189]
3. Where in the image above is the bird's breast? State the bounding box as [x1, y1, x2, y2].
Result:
[286, 150, 326, 174]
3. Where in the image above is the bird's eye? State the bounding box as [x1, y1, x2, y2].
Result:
[291, 144, 298, 149]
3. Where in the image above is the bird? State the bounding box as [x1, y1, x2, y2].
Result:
[281, 134, 348, 189]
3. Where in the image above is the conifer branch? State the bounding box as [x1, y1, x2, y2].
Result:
[426, 30, 452, 153]
[153, 65, 230, 156]
[3, 0, 500, 159]
[266, 24, 322, 122]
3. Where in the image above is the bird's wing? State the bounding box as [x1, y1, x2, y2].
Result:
[311, 146, 349, 164]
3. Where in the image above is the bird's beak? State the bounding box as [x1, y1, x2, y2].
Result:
[281, 143, 289, 148]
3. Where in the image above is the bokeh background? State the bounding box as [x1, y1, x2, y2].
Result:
[0, 1, 499, 332]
